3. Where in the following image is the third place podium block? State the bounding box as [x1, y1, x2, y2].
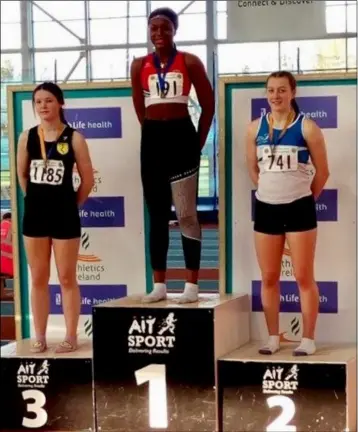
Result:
[217, 342, 357, 432]
[92, 294, 249, 431]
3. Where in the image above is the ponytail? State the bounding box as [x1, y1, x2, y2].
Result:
[59, 107, 68, 125]
[291, 98, 300, 115]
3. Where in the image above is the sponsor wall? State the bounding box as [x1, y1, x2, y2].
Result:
[227, 0, 326, 43]
[9, 84, 151, 339]
[221, 75, 357, 343]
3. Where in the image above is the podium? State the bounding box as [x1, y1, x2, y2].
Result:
[92, 293, 250, 431]
[217, 342, 357, 432]
[0, 339, 94, 431]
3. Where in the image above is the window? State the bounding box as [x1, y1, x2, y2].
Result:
[35, 51, 86, 82]
[128, 48, 148, 64]
[0, 23, 21, 50]
[218, 43, 279, 74]
[347, 38, 357, 70]
[32, 2, 85, 48]
[90, 18, 127, 45]
[325, 5, 346, 33]
[129, 17, 148, 44]
[347, 4, 356, 33]
[179, 44, 207, 68]
[175, 14, 206, 42]
[91, 49, 127, 80]
[1, 0, 20, 22]
[280, 39, 346, 72]
[1, 1, 21, 50]
[129, 1, 147, 16]
[150, 1, 206, 14]
[32, 1, 85, 21]
[33, 20, 85, 48]
[1, 54, 22, 82]
[89, 1, 128, 19]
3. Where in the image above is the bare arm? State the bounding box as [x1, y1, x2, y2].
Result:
[185, 53, 215, 150]
[303, 118, 330, 200]
[16, 130, 30, 195]
[72, 131, 94, 206]
[245, 120, 260, 187]
[130, 57, 145, 126]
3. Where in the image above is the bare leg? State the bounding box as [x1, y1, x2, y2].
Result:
[287, 229, 319, 355]
[52, 238, 81, 353]
[24, 236, 52, 353]
[254, 232, 285, 354]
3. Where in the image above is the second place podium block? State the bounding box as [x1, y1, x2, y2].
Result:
[92, 294, 249, 431]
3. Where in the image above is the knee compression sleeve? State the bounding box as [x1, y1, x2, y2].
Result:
[171, 173, 201, 270]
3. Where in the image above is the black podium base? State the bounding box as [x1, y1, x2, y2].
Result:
[218, 342, 357, 432]
[0, 339, 94, 431]
[93, 293, 250, 431]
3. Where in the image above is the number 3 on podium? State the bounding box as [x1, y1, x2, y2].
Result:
[135, 364, 168, 429]
[22, 389, 48, 428]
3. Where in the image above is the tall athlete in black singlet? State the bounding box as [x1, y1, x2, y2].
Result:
[17, 82, 94, 353]
[131, 7, 215, 303]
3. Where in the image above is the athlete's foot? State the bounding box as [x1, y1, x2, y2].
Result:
[259, 335, 280, 355]
[142, 283, 167, 303]
[293, 338, 316, 356]
[30, 339, 47, 354]
[54, 338, 77, 354]
[178, 282, 199, 304]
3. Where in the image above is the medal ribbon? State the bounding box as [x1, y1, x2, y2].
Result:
[38, 125, 65, 165]
[268, 111, 296, 153]
[153, 47, 177, 97]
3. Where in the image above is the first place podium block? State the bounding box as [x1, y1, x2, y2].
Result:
[218, 342, 357, 432]
[0, 339, 94, 431]
[92, 294, 249, 432]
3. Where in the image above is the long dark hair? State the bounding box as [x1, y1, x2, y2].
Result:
[32, 81, 68, 124]
[266, 71, 300, 115]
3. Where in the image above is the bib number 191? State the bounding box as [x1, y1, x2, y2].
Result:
[22, 389, 48, 428]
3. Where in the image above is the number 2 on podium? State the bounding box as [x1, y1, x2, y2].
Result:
[135, 364, 168, 429]
[266, 395, 296, 432]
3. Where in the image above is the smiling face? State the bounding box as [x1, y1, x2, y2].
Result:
[33, 89, 62, 122]
[266, 76, 296, 113]
[149, 17, 175, 50]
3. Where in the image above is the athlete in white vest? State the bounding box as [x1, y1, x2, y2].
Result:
[246, 71, 330, 356]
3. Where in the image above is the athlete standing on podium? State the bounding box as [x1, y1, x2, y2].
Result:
[130, 7, 215, 303]
[246, 71, 329, 356]
[17, 82, 94, 353]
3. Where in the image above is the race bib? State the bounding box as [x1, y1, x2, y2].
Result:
[261, 146, 298, 172]
[29, 159, 65, 186]
[148, 72, 184, 99]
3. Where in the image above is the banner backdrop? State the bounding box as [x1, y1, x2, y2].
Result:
[219, 74, 357, 343]
[227, 0, 326, 43]
[7, 83, 151, 340]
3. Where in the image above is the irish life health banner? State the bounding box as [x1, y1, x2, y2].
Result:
[227, 1, 326, 43]
[221, 75, 357, 344]
[9, 84, 151, 340]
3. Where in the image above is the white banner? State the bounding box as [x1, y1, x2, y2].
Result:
[20, 92, 148, 339]
[227, 0, 326, 43]
[222, 77, 357, 343]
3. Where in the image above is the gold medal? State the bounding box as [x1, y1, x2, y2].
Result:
[38, 125, 66, 168]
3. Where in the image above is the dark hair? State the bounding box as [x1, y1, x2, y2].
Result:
[32, 81, 68, 124]
[2, 212, 11, 220]
[148, 7, 178, 30]
[266, 71, 300, 115]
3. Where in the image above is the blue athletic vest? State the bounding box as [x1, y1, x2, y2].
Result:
[255, 113, 315, 204]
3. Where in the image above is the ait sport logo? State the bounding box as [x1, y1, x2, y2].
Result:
[78, 232, 101, 263]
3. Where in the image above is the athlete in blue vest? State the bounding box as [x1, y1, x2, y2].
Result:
[246, 71, 329, 356]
